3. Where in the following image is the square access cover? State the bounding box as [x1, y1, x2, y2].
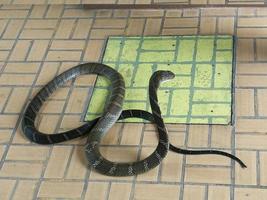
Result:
[85, 35, 235, 125]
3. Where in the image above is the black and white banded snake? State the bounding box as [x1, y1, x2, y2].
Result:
[21, 62, 246, 177]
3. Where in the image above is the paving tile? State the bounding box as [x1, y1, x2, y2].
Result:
[238, 17, 267, 27]
[188, 125, 209, 148]
[25, 19, 57, 29]
[235, 188, 267, 200]
[44, 146, 72, 178]
[235, 89, 255, 117]
[186, 153, 231, 166]
[237, 27, 267, 37]
[65, 88, 88, 113]
[161, 153, 183, 182]
[134, 183, 180, 200]
[208, 186, 230, 200]
[130, 10, 164, 17]
[144, 18, 162, 35]
[185, 166, 231, 184]
[4, 87, 30, 113]
[0, 145, 5, 160]
[0, 74, 36, 86]
[38, 114, 60, 134]
[183, 185, 205, 200]
[109, 183, 132, 200]
[0, 162, 43, 178]
[62, 8, 94, 18]
[84, 182, 109, 200]
[12, 180, 37, 200]
[65, 146, 87, 179]
[83, 40, 105, 61]
[120, 123, 143, 145]
[27, 40, 50, 61]
[46, 50, 82, 61]
[236, 119, 267, 133]
[237, 63, 267, 75]
[237, 39, 254, 61]
[237, 75, 267, 87]
[238, 8, 256, 16]
[210, 125, 232, 148]
[0, 129, 12, 143]
[235, 151, 257, 185]
[260, 151, 267, 185]
[20, 29, 54, 39]
[218, 17, 235, 34]
[9, 40, 32, 61]
[6, 145, 50, 161]
[4, 62, 40, 73]
[72, 19, 93, 39]
[38, 181, 84, 199]
[0, 114, 18, 129]
[125, 19, 146, 35]
[0, 87, 12, 112]
[50, 40, 85, 50]
[54, 19, 75, 39]
[29, 5, 48, 18]
[200, 17, 216, 34]
[41, 100, 65, 114]
[0, 179, 16, 200]
[236, 133, 267, 149]
[256, 39, 267, 61]
[94, 19, 127, 29]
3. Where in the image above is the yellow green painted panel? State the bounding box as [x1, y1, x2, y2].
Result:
[85, 36, 234, 124]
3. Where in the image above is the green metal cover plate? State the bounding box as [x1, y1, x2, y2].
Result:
[85, 35, 234, 124]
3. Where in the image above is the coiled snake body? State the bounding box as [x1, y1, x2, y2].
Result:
[21, 63, 246, 177]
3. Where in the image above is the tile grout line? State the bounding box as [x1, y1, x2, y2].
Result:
[257, 150, 261, 186]
[230, 7, 239, 200]
[30, 6, 66, 200]
[80, 9, 98, 200]
[0, 5, 34, 170]
[128, 15, 147, 200]
[179, 8, 201, 199]
[8, 179, 19, 200]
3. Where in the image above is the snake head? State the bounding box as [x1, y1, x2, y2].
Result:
[154, 70, 175, 83]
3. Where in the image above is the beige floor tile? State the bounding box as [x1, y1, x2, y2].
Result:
[65, 146, 88, 179]
[0, 129, 12, 143]
[0, 162, 43, 178]
[0, 179, 16, 200]
[208, 186, 230, 200]
[44, 146, 72, 178]
[235, 188, 267, 200]
[120, 123, 143, 145]
[185, 166, 231, 184]
[12, 180, 37, 200]
[38, 181, 84, 199]
[6, 145, 50, 161]
[84, 182, 109, 200]
[134, 183, 180, 200]
[109, 183, 132, 200]
[235, 151, 257, 185]
[183, 185, 205, 200]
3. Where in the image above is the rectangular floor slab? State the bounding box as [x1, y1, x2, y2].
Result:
[86, 35, 234, 125]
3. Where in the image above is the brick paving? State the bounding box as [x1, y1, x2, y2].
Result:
[0, 4, 267, 200]
[1, 0, 267, 6]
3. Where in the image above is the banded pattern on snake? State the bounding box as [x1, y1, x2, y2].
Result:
[21, 63, 246, 177]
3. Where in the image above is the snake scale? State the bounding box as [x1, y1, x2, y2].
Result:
[21, 62, 246, 177]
